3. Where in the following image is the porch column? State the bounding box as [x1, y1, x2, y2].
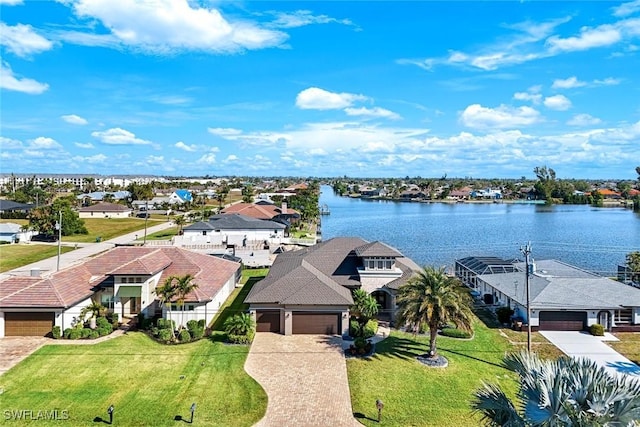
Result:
[284, 309, 293, 335]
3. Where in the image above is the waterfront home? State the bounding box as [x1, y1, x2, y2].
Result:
[471, 188, 502, 199]
[455, 257, 640, 332]
[222, 202, 300, 224]
[244, 237, 420, 335]
[0, 246, 240, 336]
[181, 213, 286, 246]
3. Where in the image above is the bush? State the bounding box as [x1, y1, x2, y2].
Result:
[63, 328, 72, 339]
[96, 317, 110, 329]
[88, 330, 99, 339]
[179, 329, 191, 342]
[496, 306, 515, 324]
[440, 327, 472, 339]
[190, 327, 204, 340]
[96, 327, 110, 337]
[68, 329, 81, 340]
[590, 323, 605, 336]
[349, 319, 361, 337]
[187, 320, 198, 331]
[52, 326, 61, 339]
[109, 313, 119, 327]
[157, 329, 173, 342]
[363, 319, 378, 338]
[80, 328, 92, 338]
[197, 319, 206, 329]
[157, 318, 175, 331]
[227, 331, 254, 344]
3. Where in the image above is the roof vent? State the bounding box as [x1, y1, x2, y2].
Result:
[30, 268, 41, 277]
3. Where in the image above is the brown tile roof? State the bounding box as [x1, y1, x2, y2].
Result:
[0, 247, 240, 308]
[221, 203, 299, 220]
[78, 202, 132, 212]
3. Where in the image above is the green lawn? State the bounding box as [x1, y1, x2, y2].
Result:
[609, 332, 640, 365]
[0, 244, 75, 272]
[347, 319, 518, 427]
[140, 226, 179, 241]
[210, 270, 267, 331]
[68, 218, 166, 243]
[0, 333, 266, 426]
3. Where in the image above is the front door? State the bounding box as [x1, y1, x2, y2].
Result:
[598, 311, 611, 331]
[130, 297, 139, 315]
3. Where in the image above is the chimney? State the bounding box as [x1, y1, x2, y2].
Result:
[281, 202, 287, 214]
[30, 268, 41, 277]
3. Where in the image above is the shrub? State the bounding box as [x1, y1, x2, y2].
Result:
[68, 329, 82, 340]
[96, 327, 110, 337]
[80, 328, 92, 338]
[496, 306, 515, 324]
[52, 326, 61, 339]
[227, 330, 254, 344]
[197, 319, 206, 329]
[590, 323, 605, 336]
[440, 327, 472, 339]
[63, 328, 72, 339]
[187, 320, 198, 331]
[190, 327, 204, 340]
[157, 328, 172, 342]
[96, 317, 110, 329]
[224, 313, 254, 336]
[363, 319, 378, 338]
[110, 313, 119, 327]
[349, 319, 361, 337]
[157, 318, 175, 331]
[88, 330, 99, 339]
[179, 329, 191, 342]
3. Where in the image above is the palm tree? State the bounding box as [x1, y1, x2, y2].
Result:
[223, 313, 254, 336]
[173, 274, 198, 331]
[80, 300, 107, 329]
[396, 266, 473, 358]
[472, 351, 640, 426]
[350, 289, 379, 337]
[155, 278, 178, 338]
[173, 215, 186, 234]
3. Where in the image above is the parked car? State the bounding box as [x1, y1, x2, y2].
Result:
[136, 212, 150, 218]
[31, 234, 58, 242]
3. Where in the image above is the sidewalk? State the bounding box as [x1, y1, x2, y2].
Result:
[1, 221, 176, 279]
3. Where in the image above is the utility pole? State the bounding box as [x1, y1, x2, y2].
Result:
[143, 200, 149, 245]
[520, 241, 532, 352]
[56, 210, 62, 271]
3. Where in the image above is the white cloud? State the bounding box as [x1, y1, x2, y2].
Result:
[64, 0, 288, 54]
[0, 0, 23, 5]
[74, 142, 95, 149]
[268, 10, 355, 29]
[344, 106, 401, 120]
[0, 136, 23, 148]
[552, 76, 586, 89]
[207, 127, 243, 136]
[543, 94, 572, 111]
[513, 91, 542, 104]
[91, 128, 152, 145]
[295, 87, 368, 110]
[0, 61, 49, 94]
[197, 153, 217, 164]
[594, 77, 621, 86]
[73, 154, 107, 164]
[61, 114, 88, 125]
[547, 25, 621, 52]
[0, 23, 53, 58]
[567, 114, 602, 126]
[223, 155, 239, 162]
[613, 0, 640, 17]
[30, 137, 62, 149]
[145, 155, 164, 164]
[175, 141, 196, 152]
[460, 104, 541, 129]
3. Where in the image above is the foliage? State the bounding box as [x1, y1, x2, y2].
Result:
[80, 301, 107, 322]
[88, 330, 99, 339]
[626, 251, 640, 283]
[227, 331, 255, 344]
[362, 319, 378, 339]
[28, 198, 87, 236]
[440, 327, 472, 339]
[590, 323, 605, 336]
[157, 328, 172, 342]
[198, 319, 206, 329]
[472, 351, 640, 426]
[63, 328, 72, 339]
[178, 329, 192, 342]
[68, 329, 82, 340]
[187, 320, 199, 331]
[52, 326, 61, 339]
[126, 182, 154, 202]
[156, 318, 175, 330]
[97, 327, 110, 337]
[350, 288, 379, 337]
[96, 316, 111, 329]
[80, 328, 92, 338]
[155, 278, 178, 338]
[190, 326, 204, 340]
[396, 266, 474, 357]
[533, 165, 556, 204]
[159, 274, 198, 331]
[223, 313, 255, 337]
[495, 307, 514, 324]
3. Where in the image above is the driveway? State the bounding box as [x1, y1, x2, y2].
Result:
[0, 337, 48, 376]
[540, 331, 640, 377]
[245, 333, 362, 427]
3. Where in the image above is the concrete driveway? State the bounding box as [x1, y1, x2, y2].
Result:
[540, 331, 640, 378]
[245, 333, 362, 427]
[0, 337, 48, 376]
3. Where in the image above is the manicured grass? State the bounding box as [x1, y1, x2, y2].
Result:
[67, 218, 165, 243]
[0, 218, 29, 226]
[0, 244, 75, 272]
[0, 333, 266, 426]
[140, 226, 179, 241]
[210, 272, 266, 331]
[609, 332, 640, 365]
[348, 320, 518, 426]
[241, 268, 269, 284]
[497, 328, 564, 360]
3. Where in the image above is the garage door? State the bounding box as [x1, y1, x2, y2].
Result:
[292, 312, 340, 335]
[256, 311, 281, 333]
[5, 312, 55, 336]
[539, 311, 586, 331]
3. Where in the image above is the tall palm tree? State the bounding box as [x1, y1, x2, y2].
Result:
[396, 266, 473, 357]
[155, 278, 178, 338]
[472, 351, 640, 426]
[173, 215, 186, 234]
[173, 274, 198, 330]
[351, 289, 379, 337]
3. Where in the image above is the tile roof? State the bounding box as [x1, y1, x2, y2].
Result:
[222, 203, 300, 220]
[245, 237, 420, 305]
[0, 247, 240, 308]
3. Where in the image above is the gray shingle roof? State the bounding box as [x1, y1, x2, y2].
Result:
[354, 241, 403, 258]
[183, 214, 286, 231]
[456, 256, 518, 275]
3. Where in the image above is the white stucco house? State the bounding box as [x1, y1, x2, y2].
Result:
[0, 222, 32, 243]
[78, 202, 133, 219]
[181, 213, 286, 247]
[0, 246, 241, 337]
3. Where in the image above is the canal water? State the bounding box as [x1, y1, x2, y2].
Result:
[319, 186, 640, 276]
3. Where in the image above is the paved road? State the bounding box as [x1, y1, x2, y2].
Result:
[540, 331, 640, 377]
[245, 333, 362, 427]
[1, 220, 176, 279]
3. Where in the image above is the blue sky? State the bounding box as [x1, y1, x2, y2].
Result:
[1, 0, 639, 179]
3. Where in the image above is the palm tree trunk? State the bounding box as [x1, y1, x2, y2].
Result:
[429, 324, 438, 357]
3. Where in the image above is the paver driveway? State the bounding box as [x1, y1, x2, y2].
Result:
[0, 337, 48, 376]
[245, 333, 362, 427]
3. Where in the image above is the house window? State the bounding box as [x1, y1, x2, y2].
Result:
[614, 309, 632, 324]
[202, 231, 207, 236]
[127, 277, 135, 283]
[135, 277, 142, 283]
[377, 260, 384, 269]
[120, 277, 126, 283]
[385, 260, 393, 269]
[368, 260, 375, 269]
[101, 295, 114, 310]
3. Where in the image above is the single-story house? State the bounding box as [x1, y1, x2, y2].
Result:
[455, 256, 518, 293]
[77, 191, 131, 203]
[0, 246, 241, 337]
[78, 202, 133, 218]
[181, 213, 286, 246]
[0, 200, 34, 215]
[0, 222, 32, 243]
[244, 237, 420, 335]
[456, 257, 640, 332]
[170, 189, 193, 204]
